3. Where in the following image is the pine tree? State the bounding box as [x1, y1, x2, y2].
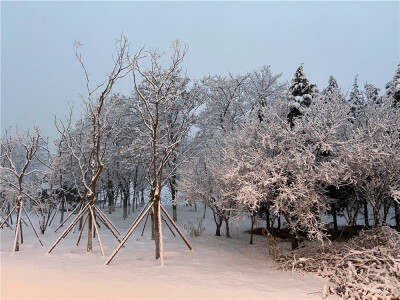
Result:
[348, 75, 364, 117]
[287, 64, 318, 127]
[385, 62, 400, 107]
[323, 75, 339, 95]
[364, 82, 381, 104]
[322, 75, 346, 103]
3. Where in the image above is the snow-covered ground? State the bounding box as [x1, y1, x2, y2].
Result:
[1, 204, 336, 299]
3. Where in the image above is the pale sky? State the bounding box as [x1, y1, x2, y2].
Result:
[1, 1, 399, 144]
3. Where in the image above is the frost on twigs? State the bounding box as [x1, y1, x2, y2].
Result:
[277, 226, 400, 300]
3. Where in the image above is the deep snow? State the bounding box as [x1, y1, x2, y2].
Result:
[1, 204, 336, 299]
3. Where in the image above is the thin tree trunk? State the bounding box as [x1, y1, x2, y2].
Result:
[250, 212, 255, 244]
[277, 213, 281, 235]
[87, 208, 93, 252]
[383, 198, 390, 225]
[131, 167, 138, 213]
[153, 193, 163, 263]
[394, 200, 400, 230]
[282, 211, 298, 250]
[213, 213, 223, 236]
[8, 203, 13, 225]
[87, 194, 94, 252]
[141, 189, 144, 206]
[224, 217, 230, 238]
[150, 210, 155, 240]
[20, 217, 24, 244]
[170, 176, 178, 221]
[363, 200, 369, 228]
[331, 203, 338, 232]
[291, 233, 298, 250]
[13, 198, 22, 253]
[107, 181, 114, 214]
[203, 204, 206, 219]
[122, 187, 129, 220]
[265, 204, 271, 231]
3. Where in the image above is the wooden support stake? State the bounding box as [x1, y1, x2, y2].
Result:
[93, 206, 121, 243]
[122, 200, 152, 238]
[49, 201, 61, 227]
[54, 199, 84, 232]
[0, 212, 12, 229]
[105, 202, 154, 265]
[76, 212, 89, 246]
[94, 206, 121, 235]
[22, 205, 43, 246]
[162, 216, 176, 237]
[90, 206, 104, 256]
[47, 204, 89, 253]
[160, 205, 192, 251]
[141, 212, 150, 237]
[0, 205, 17, 229]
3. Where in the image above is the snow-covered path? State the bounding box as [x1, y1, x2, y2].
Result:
[1, 205, 334, 299]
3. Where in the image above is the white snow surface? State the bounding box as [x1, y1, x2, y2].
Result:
[1, 204, 336, 299]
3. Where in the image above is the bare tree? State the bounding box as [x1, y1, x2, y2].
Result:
[106, 41, 196, 265]
[48, 36, 131, 255]
[0, 128, 44, 253]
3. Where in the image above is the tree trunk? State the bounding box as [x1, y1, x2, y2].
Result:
[150, 210, 155, 240]
[331, 203, 338, 232]
[282, 211, 298, 250]
[60, 190, 65, 227]
[14, 203, 22, 252]
[373, 208, 379, 228]
[277, 213, 281, 235]
[291, 233, 298, 250]
[122, 187, 129, 220]
[140, 189, 145, 206]
[394, 200, 400, 230]
[107, 181, 114, 214]
[153, 193, 163, 262]
[265, 204, 271, 231]
[8, 203, 13, 225]
[383, 198, 390, 225]
[170, 176, 178, 221]
[363, 200, 369, 228]
[87, 210, 92, 252]
[41, 215, 45, 234]
[128, 192, 130, 215]
[224, 217, 230, 238]
[87, 195, 94, 252]
[132, 189, 136, 213]
[213, 214, 223, 236]
[131, 166, 138, 213]
[20, 215, 24, 244]
[250, 213, 255, 244]
[203, 204, 206, 219]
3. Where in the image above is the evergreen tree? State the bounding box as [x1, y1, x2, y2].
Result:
[287, 64, 318, 127]
[322, 75, 346, 103]
[348, 75, 364, 117]
[323, 75, 339, 95]
[385, 62, 400, 107]
[364, 82, 381, 104]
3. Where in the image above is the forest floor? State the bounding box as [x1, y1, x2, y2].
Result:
[1, 204, 337, 299]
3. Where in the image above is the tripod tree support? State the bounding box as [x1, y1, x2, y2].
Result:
[105, 201, 192, 266]
[0, 198, 44, 254]
[47, 202, 120, 255]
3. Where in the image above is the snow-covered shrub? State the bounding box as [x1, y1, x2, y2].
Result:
[183, 218, 205, 237]
[278, 226, 400, 300]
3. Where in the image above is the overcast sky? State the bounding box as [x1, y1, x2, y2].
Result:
[1, 1, 399, 144]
